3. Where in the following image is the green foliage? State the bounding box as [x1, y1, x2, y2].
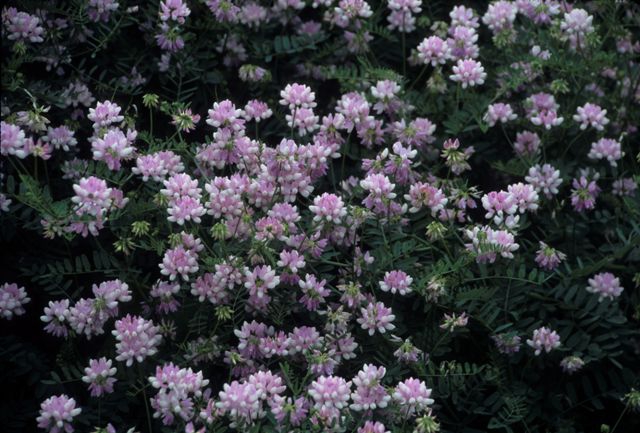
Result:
[1, 1, 640, 433]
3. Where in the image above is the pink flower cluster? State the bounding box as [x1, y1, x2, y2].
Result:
[526, 326, 561, 355]
[393, 377, 435, 417]
[149, 363, 209, 425]
[570, 175, 600, 212]
[350, 364, 390, 411]
[150, 280, 182, 314]
[155, 0, 190, 53]
[379, 270, 413, 295]
[440, 311, 469, 332]
[91, 127, 137, 171]
[224, 319, 359, 379]
[216, 370, 285, 427]
[40, 279, 132, 339]
[159, 232, 203, 281]
[386, 0, 422, 33]
[441, 138, 474, 175]
[525, 164, 562, 198]
[3, 7, 45, 43]
[535, 242, 567, 271]
[161, 173, 206, 225]
[36, 394, 81, 433]
[1, 121, 29, 158]
[526, 92, 564, 129]
[85, 101, 139, 184]
[405, 182, 447, 215]
[492, 332, 522, 355]
[482, 1, 517, 35]
[560, 355, 585, 374]
[133, 150, 184, 182]
[82, 357, 118, 397]
[357, 301, 396, 335]
[190, 258, 242, 305]
[450, 58, 487, 88]
[588, 138, 623, 167]
[4, 4, 638, 432]
[586, 272, 624, 302]
[560, 8, 594, 50]
[612, 178, 637, 197]
[465, 225, 520, 263]
[0, 282, 30, 319]
[69, 176, 127, 237]
[112, 315, 163, 366]
[484, 102, 517, 126]
[214, 366, 432, 429]
[417, 36, 451, 66]
[573, 103, 609, 131]
[481, 182, 539, 228]
[87, 0, 119, 23]
[513, 131, 541, 156]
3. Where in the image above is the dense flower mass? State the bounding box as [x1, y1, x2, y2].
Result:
[1, 2, 639, 433]
[148, 363, 209, 425]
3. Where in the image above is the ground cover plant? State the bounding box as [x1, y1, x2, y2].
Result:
[1, 1, 640, 432]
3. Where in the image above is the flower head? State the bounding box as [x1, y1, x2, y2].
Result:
[112, 315, 163, 366]
[357, 301, 396, 335]
[393, 378, 434, 417]
[449, 58, 486, 88]
[0, 283, 30, 319]
[526, 326, 561, 355]
[586, 272, 624, 302]
[37, 394, 82, 433]
[82, 358, 117, 397]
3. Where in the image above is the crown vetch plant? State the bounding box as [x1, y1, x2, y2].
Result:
[1, 1, 640, 433]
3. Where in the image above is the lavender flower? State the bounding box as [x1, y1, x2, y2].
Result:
[37, 394, 81, 433]
[82, 357, 117, 397]
[526, 326, 561, 355]
[0, 283, 30, 319]
[586, 272, 624, 301]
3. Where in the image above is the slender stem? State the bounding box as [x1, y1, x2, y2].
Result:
[330, 157, 337, 192]
[401, 26, 407, 77]
[560, 129, 586, 160]
[610, 403, 629, 433]
[408, 64, 429, 91]
[138, 366, 153, 433]
[340, 131, 352, 180]
[290, 106, 297, 138]
[149, 107, 153, 138]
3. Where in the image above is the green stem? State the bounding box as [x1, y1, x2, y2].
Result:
[138, 366, 153, 433]
[610, 403, 629, 433]
[290, 106, 297, 138]
[560, 129, 587, 160]
[401, 28, 407, 77]
[149, 107, 154, 138]
[408, 64, 429, 91]
[340, 131, 352, 180]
